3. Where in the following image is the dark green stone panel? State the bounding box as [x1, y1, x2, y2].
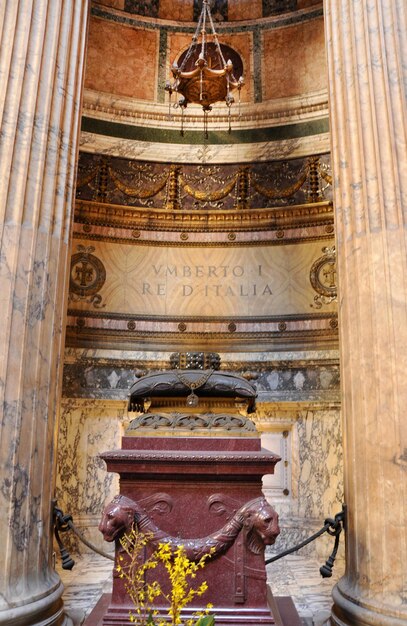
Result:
[81, 116, 329, 145]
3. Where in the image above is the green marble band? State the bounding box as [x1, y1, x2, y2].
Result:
[81, 116, 329, 146]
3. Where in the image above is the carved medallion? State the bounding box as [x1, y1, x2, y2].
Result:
[69, 245, 106, 308]
[310, 246, 337, 309]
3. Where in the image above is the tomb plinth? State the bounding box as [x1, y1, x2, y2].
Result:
[91, 356, 300, 626]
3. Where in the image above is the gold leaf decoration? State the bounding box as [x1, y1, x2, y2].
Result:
[318, 163, 333, 186]
[251, 170, 308, 200]
[76, 169, 98, 189]
[180, 173, 238, 202]
[109, 167, 169, 198]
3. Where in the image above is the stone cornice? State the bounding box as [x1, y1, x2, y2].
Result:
[82, 88, 329, 130]
[74, 199, 334, 236]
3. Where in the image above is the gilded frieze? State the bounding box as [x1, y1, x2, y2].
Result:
[73, 200, 334, 241]
[75, 152, 332, 211]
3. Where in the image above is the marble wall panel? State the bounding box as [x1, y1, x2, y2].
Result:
[67, 240, 337, 318]
[80, 130, 331, 163]
[159, 0, 193, 21]
[212, 32, 253, 103]
[63, 363, 139, 400]
[85, 16, 159, 100]
[256, 364, 340, 403]
[228, 0, 262, 21]
[55, 399, 127, 553]
[167, 32, 195, 69]
[86, 4, 326, 110]
[262, 17, 327, 100]
[294, 409, 343, 519]
[258, 406, 343, 559]
[62, 360, 340, 403]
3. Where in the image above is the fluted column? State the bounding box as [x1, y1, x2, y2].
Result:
[0, 2, 89, 625]
[324, 1, 407, 625]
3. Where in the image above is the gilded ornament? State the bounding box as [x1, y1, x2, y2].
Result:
[109, 167, 168, 199]
[251, 170, 308, 200]
[310, 246, 337, 309]
[76, 154, 333, 213]
[180, 173, 238, 203]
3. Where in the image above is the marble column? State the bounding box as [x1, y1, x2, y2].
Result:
[0, 2, 89, 625]
[324, 1, 407, 625]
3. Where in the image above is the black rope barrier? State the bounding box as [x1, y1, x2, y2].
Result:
[265, 508, 345, 578]
[53, 505, 114, 569]
[53, 504, 345, 577]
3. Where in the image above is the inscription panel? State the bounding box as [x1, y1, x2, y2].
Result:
[69, 240, 336, 318]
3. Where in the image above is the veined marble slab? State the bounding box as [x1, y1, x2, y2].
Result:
[80, 130, 331, 164]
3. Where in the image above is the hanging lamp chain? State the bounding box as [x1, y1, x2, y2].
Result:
[166, 0, 244, 136]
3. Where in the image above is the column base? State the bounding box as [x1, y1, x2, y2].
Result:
[331, 580, 407, 626]
[0, 579, 72, 626]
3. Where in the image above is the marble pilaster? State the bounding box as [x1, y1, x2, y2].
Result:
[0, 2, 89, 625]
[324, 0, 407, 624]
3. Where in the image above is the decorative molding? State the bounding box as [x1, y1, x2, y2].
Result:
[126, 412, 257, 435]
[80, 130, 331, 163]
[72, 228, 333, 247]
[82, 88, 329, 129]
[66, 309, 336, 324]
[74, 199, 334, 234]
[64, 325, 338, 352]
